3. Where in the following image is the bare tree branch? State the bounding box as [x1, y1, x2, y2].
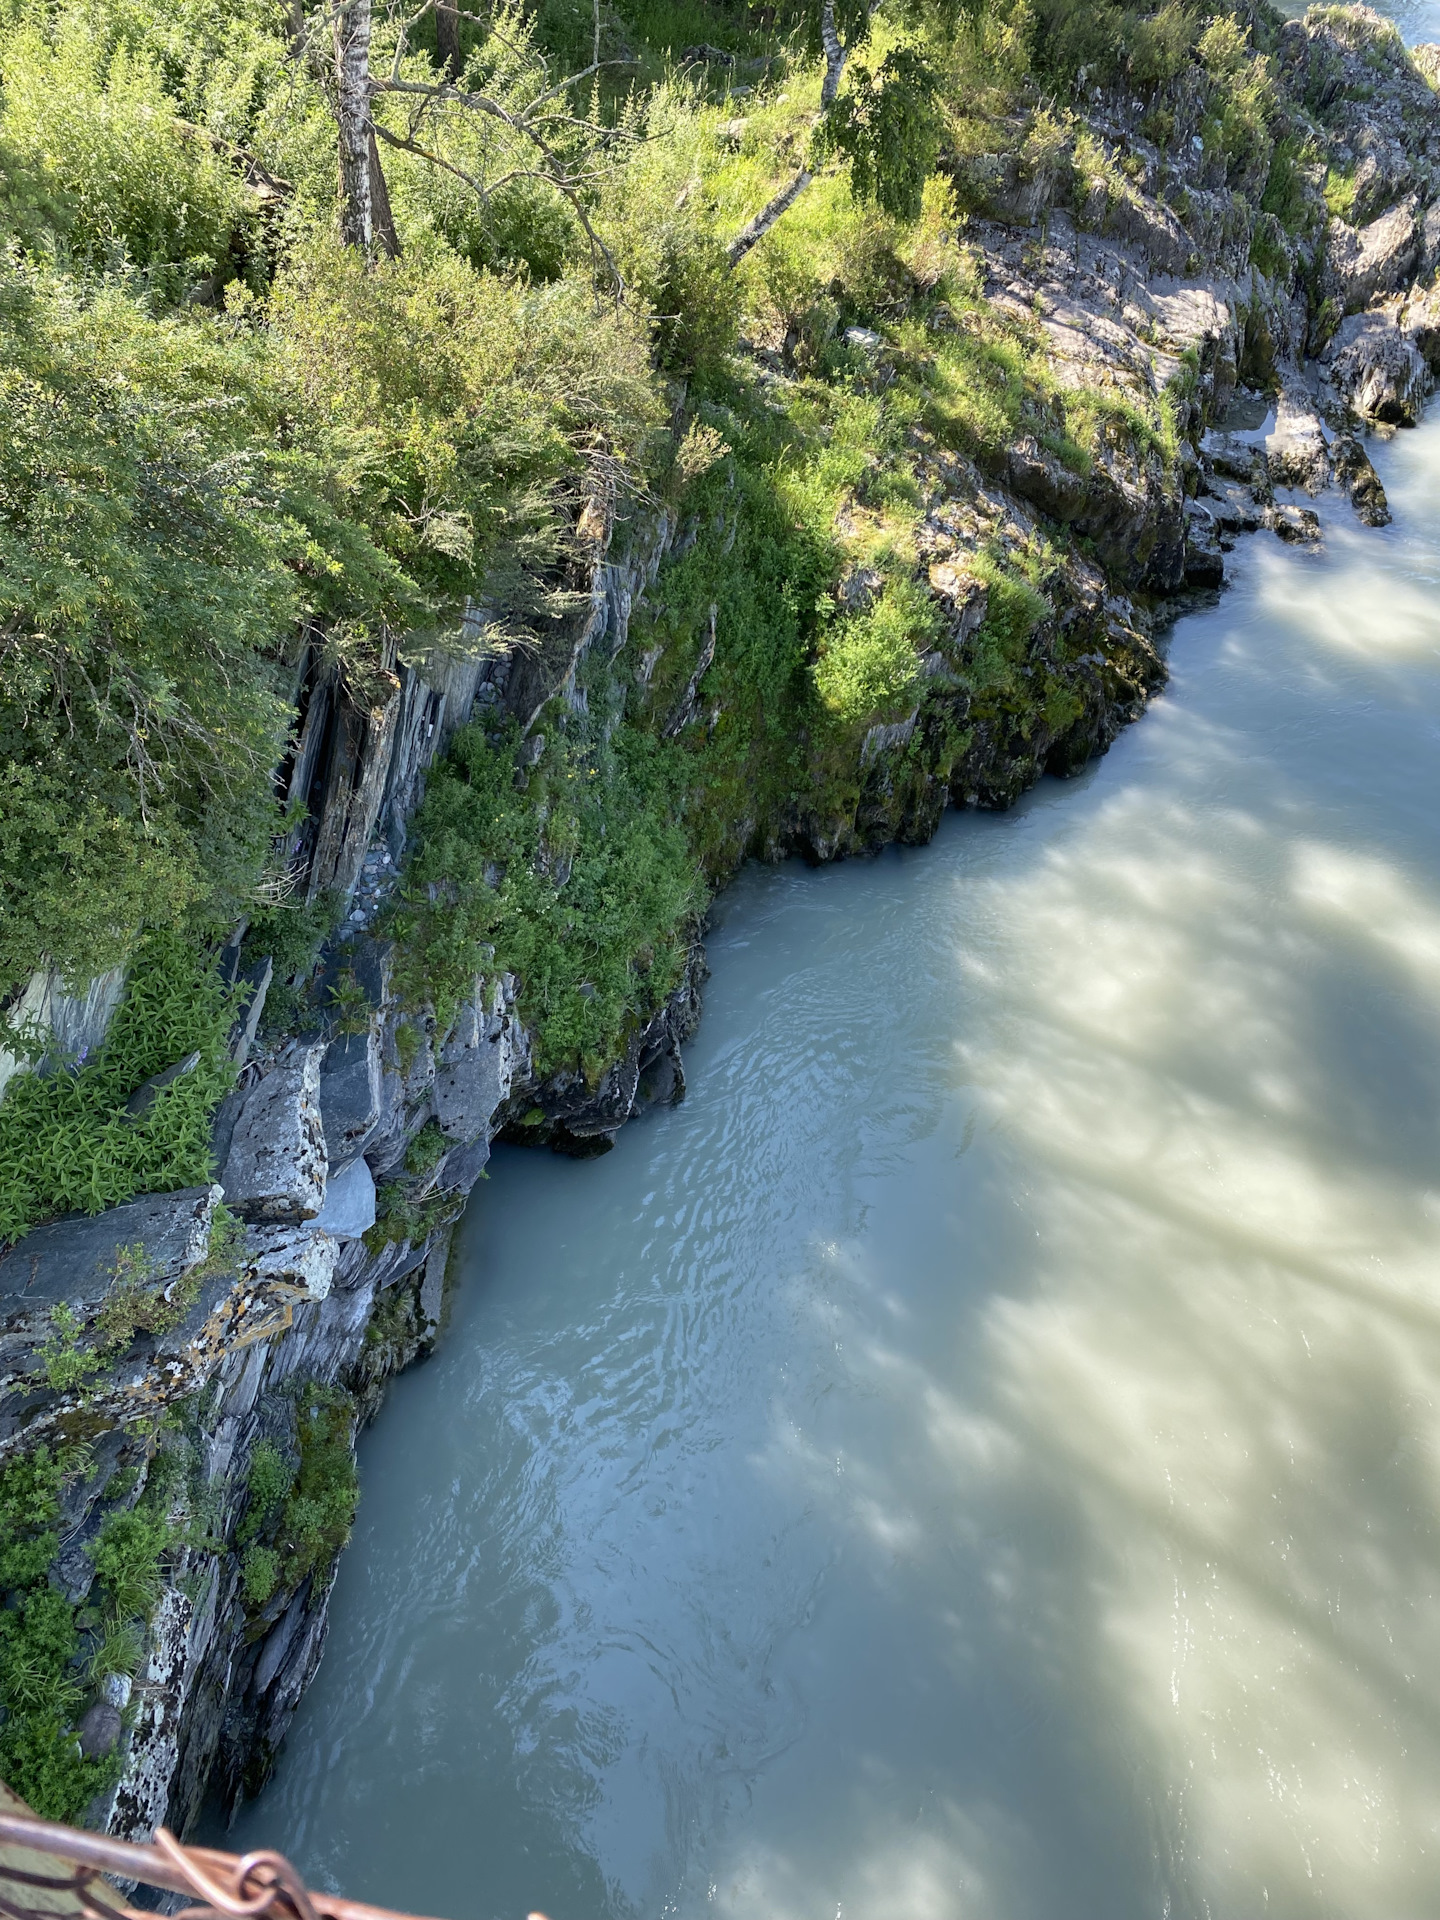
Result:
[726, 167, 813, 264]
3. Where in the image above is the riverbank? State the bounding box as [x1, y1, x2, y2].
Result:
[1, 0, 1438, 1847]
[230, 412, 1440, 1919]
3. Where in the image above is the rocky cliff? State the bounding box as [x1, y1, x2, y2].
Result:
[1, 0, 1437, 1851]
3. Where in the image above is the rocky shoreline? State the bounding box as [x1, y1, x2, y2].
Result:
[1, 0, 1438, 1851]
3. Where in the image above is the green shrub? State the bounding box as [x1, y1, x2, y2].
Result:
[0, 273, 296, 991]
[271, 1385, 359, 1592]
[239, 1443, 293, 1546]
[812, 576, 935, 723]
[363, 1182, 458, 1254]
[392, 719, 704, 1076]
[0, 933, 239, 1247]
[0, 14, 257, 283]
[88, 1506, 168, 1621]
[0, 1448, 120, 1820]
[404, 1120, 450, 1178]
[240, 1544, 279, 1607]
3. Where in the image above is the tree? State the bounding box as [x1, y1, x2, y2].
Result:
[727, 0, 975, 264]
[315, 0, 623, 281]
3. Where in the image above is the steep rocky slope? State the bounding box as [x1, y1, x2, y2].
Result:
[1, 0, 1438, 1850]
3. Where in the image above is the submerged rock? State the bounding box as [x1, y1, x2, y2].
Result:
[1331, 433, 1393, 525]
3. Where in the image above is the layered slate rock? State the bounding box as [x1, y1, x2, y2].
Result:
[221, 1045, 327, 1223]
[0, 1186, 218, 1308]
[319, 1028, 382, 1171]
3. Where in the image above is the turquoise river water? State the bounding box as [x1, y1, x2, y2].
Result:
[229, 418, 1440, 1920]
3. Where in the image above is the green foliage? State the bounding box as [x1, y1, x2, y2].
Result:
[1196, 15, 1276, 178]
[239, 1443, 292, 1547]
[268, 1385, 358, 1595]
[240, 1545, 279, 1607]
[1260, 138, 1311, 234]
[363, 1182, 458, 1254]
[239, 893, 345, 1034]
[0, 273, 297, 991]
[813, 575, 936, 722]
[0, 1447, 119, 1820]
[392, 719, 705, 1076]
[88, 1505, 167, 1620]
[1323, 164, 1359, 221]
[267, 241, 662, 630]
[86, 1618, 142, 1684]
[816, 47, 946, 223]
[0, 933, 238, 1247]
[651, 225, 744, 378]
[1128, 0, 1196, 87]
[38, 1305, 101, 1393]
[0, 13, 258, 287]
[404, 1120, 450, 1177]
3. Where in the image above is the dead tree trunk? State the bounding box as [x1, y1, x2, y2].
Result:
[435, 0, 462, 78]
[333, 0, 374, 249]
[368, 125, 401, 256]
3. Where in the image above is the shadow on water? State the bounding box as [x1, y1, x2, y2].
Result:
[229, 420, 1440, 1920]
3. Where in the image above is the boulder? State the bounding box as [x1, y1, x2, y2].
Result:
[1203, 479, 1266, 536]
[1265, 390, 1331, 491]
[221, 1046, 327, 1223]
[1326, 306, 1432, 423]
[242, 1224, 340, 1301]
[1330, 433, 1391, 525]
[319, 1028, 382, 1170]
[1326, 197, 1420, 313]
[1272, 503, 1322, 544]
[1182, 501, 1225, 586]
[78, 1700, 123, 1759]
[0, 1186, 218, 1308]
[1004, 436, 1091, 523]
[310, 1156, 376, 1242]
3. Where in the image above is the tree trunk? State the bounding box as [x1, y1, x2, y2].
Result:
[368, 125, 401, 257]
[726, 167, 813, 265]
[333, 0, 373, 250]
[819, 0, 847, 106]
[435, 0, 461, 78]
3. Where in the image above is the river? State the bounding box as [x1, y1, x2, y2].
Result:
[226, 415, 1440, 1919]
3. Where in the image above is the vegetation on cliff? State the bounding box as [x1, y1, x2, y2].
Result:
[0, 0, 1394, 1232]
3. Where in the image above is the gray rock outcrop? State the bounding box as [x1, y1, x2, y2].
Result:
[221, 1047, 327, 1223]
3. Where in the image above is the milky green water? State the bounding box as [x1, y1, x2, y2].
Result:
[229, 422, 1440, 1920]
[1273, 0, 1440, 42]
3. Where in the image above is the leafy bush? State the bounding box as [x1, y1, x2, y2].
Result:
[363, 1181, 459, 1254]
[0, 1449, 119, 1820]
[88, 1506, 168, 1621]
[393, 720, 704, 1075]
[0, 273, 297, 991]
[241, 1545, 280, 1607]
[273, 1385, 359, 1593]
[0, 934, 238, 1246]
[404, 1120, 450, 1178]
[813, 576, 935, 722]
[815, 46, 946, 223]
[239, 1443, 293, 1546]
[0, 14, 258, 283]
